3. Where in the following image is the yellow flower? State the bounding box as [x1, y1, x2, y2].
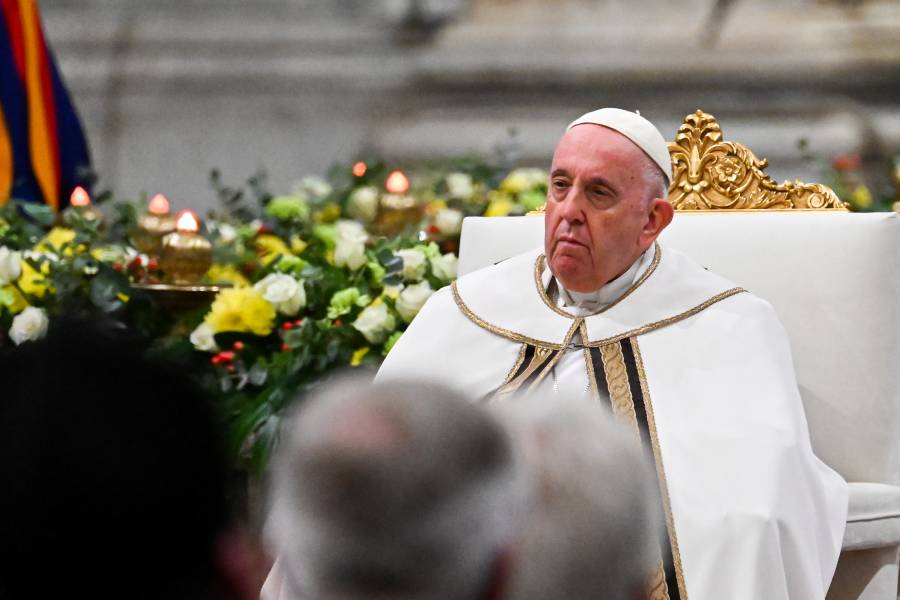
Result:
[18, 260, 50, 298]
[350, 346, 370, 367]
[38, 227, 77, 254]
[205, 264, 251, 288]
[255, 234, 292, 266]
[851, 185, 872, 209]
[290, 235, 308, 254]
[425, 199, 448, 216]
[204, 288, 276, 336]
[484, 194, 514, 217]
[1, 284, 27, 314]
[315, 202, 342, 224]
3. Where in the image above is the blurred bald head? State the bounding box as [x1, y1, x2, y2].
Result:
[268, 376, 526, 600]
[494, 397, 663, 600]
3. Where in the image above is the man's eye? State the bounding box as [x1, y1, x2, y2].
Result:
[592, 188, 608, 196]
[552, 180, 569, 189]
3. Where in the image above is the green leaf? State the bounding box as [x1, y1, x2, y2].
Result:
[20, 203, 54, 227]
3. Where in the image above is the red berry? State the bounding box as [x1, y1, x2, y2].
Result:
[232, 341, 244, 351]
[294, 319, 304, 327]
[281, 321, 293, 330]
[427, 224, 440, 234]
[130, 256, 144, 267]
[281, 343, 290, 352]
[333, 319, 342, 327]
[218, 351, 235, 362]
[211, 355, 223, 365]
[147, 258, 159, 271]
[112, 263, 123, 272]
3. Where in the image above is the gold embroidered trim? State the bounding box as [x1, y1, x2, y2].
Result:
[451, 282, 566, 350]
[501, 343, 528, 387]
[453, 267, 746, 350]
[599, 342, 641, 438]
[496, 346, 555, 398]
[528, 319, 582, 389]
[583, 287, 746, 348]
[630, 337, 688, 599]
[579, 321, 601, 402]
[534, 241, 662, 318]
[647, 560, 670, 600]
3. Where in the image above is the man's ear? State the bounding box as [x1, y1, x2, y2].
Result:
[642, 197, 674, 245]
[480, 544, 518, 600]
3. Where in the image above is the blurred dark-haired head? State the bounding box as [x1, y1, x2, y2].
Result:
[0, 318, 239, 599]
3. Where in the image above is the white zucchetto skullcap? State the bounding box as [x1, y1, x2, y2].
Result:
[567, 108, 672, 184]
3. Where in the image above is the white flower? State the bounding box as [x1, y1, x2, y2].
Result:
[294, 176, 332, 199]
[9, 307, 48, 345]
[352, 302, 396, 344]
[434, 208, 463, 236]
[430, 252, 458, 283]
[217, 223, 238, 244]
[348, 186, 379, 223]
[445, 172, 474, 199]
[502, 167, 548, 193]
[0, 246, 22, 285]
[396, 248, 427, 281]
[396, 281, 434, 322]
[189, 322, 219, 352]
[253, 273, 306, 316]
[334, 220, 368, 271]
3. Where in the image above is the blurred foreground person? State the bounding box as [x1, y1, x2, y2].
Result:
[263, 377, 526, 600]
[0, 319, 257, 600]
[494, 398, 663, 600]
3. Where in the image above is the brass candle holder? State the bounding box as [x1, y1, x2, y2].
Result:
[371, 169, 422, 236]
[62, 186, 104, 229]
[158, 210, 212, 285]
[132, 193, 176, 255]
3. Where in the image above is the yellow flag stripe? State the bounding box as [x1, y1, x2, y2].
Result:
[20, 0, 58, 210]
[0, 102, 12, 205]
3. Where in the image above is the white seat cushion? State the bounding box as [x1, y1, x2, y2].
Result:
[843, 482, 900, 551]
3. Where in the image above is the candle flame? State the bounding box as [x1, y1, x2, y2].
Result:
[70, 186, 91, 207]
[352, 161, 367, 177]
[385, 170, 409, 194]
[175, 209, 200, 233]
[148, 193, 170, 215]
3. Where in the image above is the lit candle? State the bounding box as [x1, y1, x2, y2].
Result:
[62, 185, 104, 228]
[374, 170, 419, 236]
[158, 210, 212, 285]
[132, 193, 177, 255]
[352, 161, 367, 177]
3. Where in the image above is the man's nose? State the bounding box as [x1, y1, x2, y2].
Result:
[560, 186, 586, 224]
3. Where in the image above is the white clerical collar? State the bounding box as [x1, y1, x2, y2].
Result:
[550, 247, 655, 316]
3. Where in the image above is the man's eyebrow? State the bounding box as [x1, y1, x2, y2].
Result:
[550, 168, 569, 178]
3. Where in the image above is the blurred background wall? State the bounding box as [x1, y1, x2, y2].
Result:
[42, 0, 900, 211]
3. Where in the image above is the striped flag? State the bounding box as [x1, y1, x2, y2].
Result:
[0, 0, 91, 211]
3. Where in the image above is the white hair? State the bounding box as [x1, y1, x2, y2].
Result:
[267, 375, 528, 600]
[641, 155, 670, 206]
[493, 396, 663, 600]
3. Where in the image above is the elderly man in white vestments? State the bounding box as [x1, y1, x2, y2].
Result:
[376, 108, 849, 600]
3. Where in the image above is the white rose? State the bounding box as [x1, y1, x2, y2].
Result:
[190, 322, 219, 352]
[430, 252, 458, 283]
[445, 172, 474, 199]
[217, 223, 238, 244]
[0, 246, 22, 285]
[395, 281, 434, 322]
[253, 273, 306, 316]
[396, 248, 427, 281]
[9, 306, 49, 345]
[295, 176, 332, 199]
[352, 302, 396, 344]
[334, 220, 368, 271]
[348, 186, 379, 223]
[434, 208, 463, 236]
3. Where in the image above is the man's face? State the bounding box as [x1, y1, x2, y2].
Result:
[544, 125, 670, 293]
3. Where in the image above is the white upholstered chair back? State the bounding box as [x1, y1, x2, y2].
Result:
[457, 212, 900, 486]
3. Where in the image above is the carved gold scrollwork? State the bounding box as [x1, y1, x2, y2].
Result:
[668, 110, 847, 211]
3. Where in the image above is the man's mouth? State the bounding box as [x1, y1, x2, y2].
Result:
[556, 236, 587, 249]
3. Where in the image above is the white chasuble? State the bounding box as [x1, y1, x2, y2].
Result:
[376, 243, 848, 600]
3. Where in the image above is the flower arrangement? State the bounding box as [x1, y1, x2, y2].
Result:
[0, 156, 548, 473]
